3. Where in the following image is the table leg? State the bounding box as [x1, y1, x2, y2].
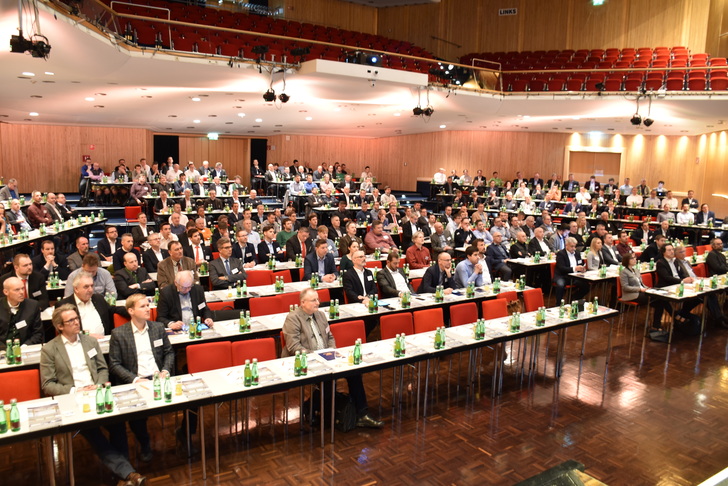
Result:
[66, 432, 74, 486]
[328, 380, 333, 445]
[214, 404, 220, 475]
[200, 407, 206, 480]
[423, 359, 431, 417]
[639, 295, 652, 365]
[43, 436, 56, 486]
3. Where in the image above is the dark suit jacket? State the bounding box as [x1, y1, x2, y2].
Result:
[257, 239, 285, 263]
[509, 241, 530, 259]
[420, 264, 456, 293]
[232, 242, 257, 263]
[0, 297, 43, 349]
[157, 283, 212, 326]
[303, 252, 338, 280]
[562, 180, 580, 191]
[153, 197, 174, 213]
[131, 225, 151, 247]
[706, 250, 728, 276]
[112, 248, 142, 273]
[142, 248, 169, 273]
[527, 238, 552, 256]
[113, 267, 156, 298]
[601, 245, 621, 266]
[32, 253, 70, 280]
[286, 236, 314, 261]
[376, 266, 413, 298]
[0, 271, 49, 310]
[584, 180, 601, 192]
[639, 243, 661, 263]
[96, 238, 117, 259]
[209, 256, 247, 290]
[485, 243, 510, 273]
[696, 211, 716, 225]
[40, 334, 107, 396]
[328, 225, 344, 241]
[656, 258, 686, 287]
[342, 267, 375, 303]
[554, 249, 585, 279]
[630, 228, 652, 246]
[108, 321, 175, 384]
[56, 293, 114, 336]
[530, 178, 545, 188]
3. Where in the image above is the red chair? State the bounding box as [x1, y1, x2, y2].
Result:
[615, 277, 640, 328]
[380, 313, 414, 339]
[410, 278, 422, 292]
[274, 270, 292, 283]
[246, 270, 274, 286]
[316, 288, 331, 303]
[231, 338, 277, 366]
[113, 313, 128, 328]
[684, 246, 694, 257]
[687, 77, 707, 90]
[496, 291, 518, 302]
[522, 288, 545, 312]
[124, 206, 142, 223]
[207, 300, 234, 312]
[697, 245, 711, 255]
[0, 370, 41, 402]
[710, 77, 728, 90]
[450, 302, 478, 327]
[329, 320, 366, 347]
[249, 295, 283, 317]
[693, 263, 706, 278]
[413, 308, 444, 333]
[365, 260, 382, 269]
[279, 292, 300, 310]
[482, 299, 508, 320]
[187, 341, 232, 373]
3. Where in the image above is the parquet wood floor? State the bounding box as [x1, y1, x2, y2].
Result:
[3, 305, 728, 485]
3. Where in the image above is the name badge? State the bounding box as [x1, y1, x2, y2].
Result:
[205, 255, 210, 260]
[198, 302, 206, 310]
[32, 290, 42, 297]
[231, 268, 239, 274]
[367, 275, 373, 281]
[15, 320, 27, 329]
[87, 348, 97, 358]
[153, 338, 163, 348]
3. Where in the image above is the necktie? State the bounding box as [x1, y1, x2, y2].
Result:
[301, 241, 306, 258]
[22, 278, 28, 299]
[309, 316, 325, 350]
[224, 259, 231, 276]
[176, 262, 182, 273]
[195, 246, 202, 263]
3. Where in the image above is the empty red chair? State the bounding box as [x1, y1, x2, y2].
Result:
[711, 77, 728, 90]
[566, 78, 583, 91]
[231, 338, 277, 366]
[522, 289, 545, 312]
[207, 300, 234, 312]
[413, 308, 444, 333]
[273, 270, 292, 283]
[187, 341, 232, 373]
[246, 270, 274, 286]
[482, 299, 508, 320]
[693, 263, 707, 278]
[330, 320, 366, 347]
[666, 78, 684, 90]
[603, 78, 622, 91]
[450, 302, 478, 327]
[113, 313, 128, 328]
[496, 291, 518, 302]
[643, 78, 662, 91]
[510, 79, 529, 91]
[380, 313, 414, 339]
[688, 77, 707, 90]
[547, 79, 565, 91]
[249, 295, 283, 317]
[0, 370, 41, 402]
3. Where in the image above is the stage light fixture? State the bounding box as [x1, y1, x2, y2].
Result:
[278, 93, 290, 103]
[630, 114, 642, 126]
[423, 107, 434, 117]
[643, 118, 654, 127]
[263, 89, 276, 102]
[412, 106, 423, 116]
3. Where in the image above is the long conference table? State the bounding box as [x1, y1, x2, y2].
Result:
[0, 301, 618, 485]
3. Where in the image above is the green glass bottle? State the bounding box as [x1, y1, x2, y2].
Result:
[195, 316, 202, 339]
[95, 384, 104, 414]
[5, 339, 13, 366]
[294, 351, 302, 377]
[251, 359, 259, 386]
[353, 339, 362, 365]
[394, 333, 401, 358]
[164, 375, 172, 403]
[153, 371, 161, 401]
[243, 360, 252, 387]
[188, 319, 196, 340]
[434, 327, 443, 349]
[0, 400, 6, 433]
[104, 382, 114, 413]
[399, 333, 406, 356]
[154, 288, 160, 304]
[9, 399, 20, 432]
[300, 352, 308, 375]
[241, 280, 248, 297]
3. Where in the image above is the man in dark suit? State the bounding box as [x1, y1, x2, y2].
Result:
[303, 239, 339, 281]
[640, 234, 666, 263]
[529, 173, 544, 189]
[562, 173, 580, 192]
[328, 215, 345, 241]
[553, 236, 590, 304]
[652, 220, 675, 240]
[584, 175, 600, 193]
[32, 239, 70, 280]
[420, 251, 456, 294]
[654, 243, 697, 329]
[142, 232, 169, 273]
[706, 237, 728, 276]
[232, 228, 257, 265]
[96, 225, 119, 262]
[695, 203, 716, 225]
[40, 304, 146, 486]
[257, 224, 285, 263]
[157, 270, 213, 330]
[208, 237, 248, 290]
[377, 251, 413, 298]
[0, 277, 43, 350]
[109, 294, 175, 463]
[630, 221, 653, 247]
[183, 228, 212, 268]
[342, 250, 376, 304]
[57, 272, 114, 337]
[331, 200, 352, 225]
[0, 253, 49, 310]
[156, 241, 197, 290]
[281, 289, 383, 428]
[113, 253, 155, 299]
[286, 227, 313, 261]
[509, 230, 531, 259]
[338, 221, 364, 257]
[485, 232, 513, 281]
[112, 233, 142, 273]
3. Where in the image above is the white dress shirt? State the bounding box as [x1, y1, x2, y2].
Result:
[389, 267, 409, 293]
[62, 335, 94, 390]
[74, 295, 106, 336]
[133, 323, 159, 379]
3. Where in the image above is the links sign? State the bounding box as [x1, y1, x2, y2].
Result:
[498, 8, 517, 16]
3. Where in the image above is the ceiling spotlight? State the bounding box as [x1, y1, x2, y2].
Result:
[263, 89, 276, 102]
[643, 118, 654, 127]
[252, 45, 269, 55]
[630, 114, 642, 126]
[423, 107, 434, 117]
[595, 82, 606, 91]
[413, 107, 423, 116]
[278, 93, 290, 103]
[290, 47, 311, 57]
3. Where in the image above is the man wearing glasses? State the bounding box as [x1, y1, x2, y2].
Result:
[342, 250, 376, 305]
[282, 289, 383, 429]
[209, 238, 248, 290]
[156, 271, 213, 331]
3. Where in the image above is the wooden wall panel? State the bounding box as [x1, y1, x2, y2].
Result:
[624, 0, 686, 50]
[520, 0, 571, 52]
[283, 0, 377, 34]
[700, 131, 728, 216]
[0, 124, 151, 194]
[177, 136, 252, 186]
[377, 4, 442, 58]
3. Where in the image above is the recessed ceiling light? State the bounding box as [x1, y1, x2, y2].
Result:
[44, 72, 54, 75]
[572, 117, 581, 120]
[305, 116, 312, 121]
[191, 97, 201, 102]
[142, 96, 152, 99]
[393, 113, 401, 117]
[85, 97, 95, 101]
[334, 107, 341, 112]
[22, 72, 35, 76]
[29, 112, 39, 116]
[255, 118, 262, 123]
[238, 113, 246, 118]
[136, 88, 146, 91]
[225, 122, 233, 124]
[439, 125, 446, 128]
[193, 120, 200, 123]
[522, 115, 531, 119]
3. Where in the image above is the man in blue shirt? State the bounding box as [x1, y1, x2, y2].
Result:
[454, 245, 490, 288]
[303, 239, 339, 281]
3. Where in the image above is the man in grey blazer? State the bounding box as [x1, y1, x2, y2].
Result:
[109, 294, 174, 462]
[156, 241, 197, 290]
[376, 251, 413, 298]
[282, 289, 383, 429]
[40, 304, 146, 486]
[208, 237, 248, 290]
